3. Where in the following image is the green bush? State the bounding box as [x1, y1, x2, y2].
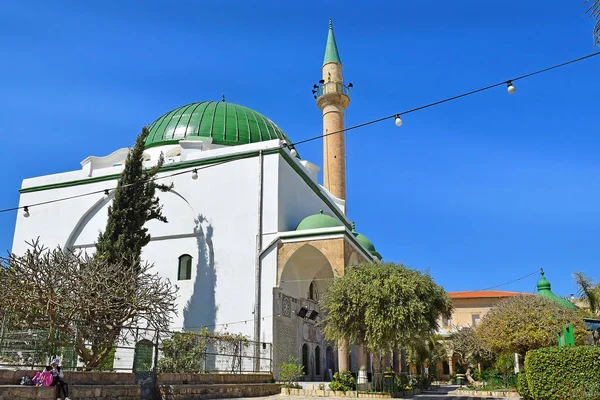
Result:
[278, 356, 304, 389]
[525, 346, 600, 400]
[329, 371, 356, 391]
[516, 372, 531, 400]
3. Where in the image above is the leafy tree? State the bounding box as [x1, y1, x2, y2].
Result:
[0, 239, 177, 369]
[588, 0, 599, 45]
[476, 296, 587, 355]
[319, 262, 452, 376]
[447, 326, 493, 366]
[95, 126, 171, 267]
[573, 272, 600, 317]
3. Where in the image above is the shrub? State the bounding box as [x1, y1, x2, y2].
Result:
[329, 371, 356, 391]
[278, 356, 304, 389]
[477, 296, 587, 355]
[157, 331, 208, 373]
[525, 346, 600, 399]
[516, 372, 532, 400]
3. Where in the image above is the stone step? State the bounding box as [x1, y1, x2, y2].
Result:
[158, 382, 282, 400]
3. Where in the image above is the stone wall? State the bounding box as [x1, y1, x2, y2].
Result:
[0, 370, 135, 385]
[158, 382, 281, 400]
[157, 373, 273, 385]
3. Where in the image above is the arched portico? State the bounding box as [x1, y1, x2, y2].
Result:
[273, 237, 371, 381]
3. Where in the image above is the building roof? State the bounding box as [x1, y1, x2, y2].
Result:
[448, 290, 533, 299]
[323, 19, 341, 66]
[145, 101, 292, 149]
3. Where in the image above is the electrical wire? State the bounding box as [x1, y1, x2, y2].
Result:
[291, 51, 600, 146]
[1, 51, 599, 215]
[0, 158, 239, 214]
[453, 269, 542, 294]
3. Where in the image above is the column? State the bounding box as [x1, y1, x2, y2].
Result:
[357, 345, 368, 384]
[338, 338, 349, 371]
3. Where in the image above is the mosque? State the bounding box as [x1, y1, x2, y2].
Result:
[11, 21, 379, 380]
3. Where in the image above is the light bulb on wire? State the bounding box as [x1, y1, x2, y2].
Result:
[23, 206, 30, 218]
[395, 114, 403, 127]
[507, 81, 516, 95]
[191, 169, 198, 180]
[103, 189, 110, 199]
[290, 148, 298, 157]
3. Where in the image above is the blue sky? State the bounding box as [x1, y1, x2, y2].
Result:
[1, 1, 598, 297]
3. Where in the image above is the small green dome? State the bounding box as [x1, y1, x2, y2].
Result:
[536, 271, 576, 310]
[296, 210, 343, 231]
[352, 223, 378, 257]
[145, 101, 293, 149]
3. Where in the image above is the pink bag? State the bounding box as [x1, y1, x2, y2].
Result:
[32, 371, 53, 387]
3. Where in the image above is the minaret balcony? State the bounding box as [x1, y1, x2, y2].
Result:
[315, 82, 351, 109]
[315, 82, 351, 99]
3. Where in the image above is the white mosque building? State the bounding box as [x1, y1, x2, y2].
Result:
[11, 21, 380, 380]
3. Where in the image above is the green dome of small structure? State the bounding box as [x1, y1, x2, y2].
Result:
[536, 270, 576, 310]
[352, 223, 379, 258]
[145, 101, 293, 149]
[296, 210, 343, 231]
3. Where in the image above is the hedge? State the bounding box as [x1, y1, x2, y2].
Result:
[525, 346, 600, 400]
[516, 372, 532, 400]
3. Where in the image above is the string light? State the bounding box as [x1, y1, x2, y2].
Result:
[23, 206, 30, 218]
[507, 81, 516, 95]
[103, 189, 110, 199]
[1, 52, 599, 217]
[291, 51, 600, 146]
[394, 114, 403, 127]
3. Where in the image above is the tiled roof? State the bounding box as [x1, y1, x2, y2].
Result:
[448, 290, 533, 299]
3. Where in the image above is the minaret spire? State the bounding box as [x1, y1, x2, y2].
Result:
[315, 19, 351, 211]
[323, 18, 341, 66]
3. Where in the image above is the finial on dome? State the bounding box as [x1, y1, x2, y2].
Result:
[351, 222, 356, 232]
[329, 18, 333, 29]
[222, 94, 226, 102]
[540, 268, 545, 276]
[319, 209, 323, 214]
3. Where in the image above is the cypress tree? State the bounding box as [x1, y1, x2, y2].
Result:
[96, 126, 171, 267]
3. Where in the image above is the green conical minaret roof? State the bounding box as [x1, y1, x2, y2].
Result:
[323, 19, 341, 66]
[536, 270, 577, 310]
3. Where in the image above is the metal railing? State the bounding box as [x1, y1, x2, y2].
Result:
[0, 313, 272, 374]
[315, 82, 351, 99]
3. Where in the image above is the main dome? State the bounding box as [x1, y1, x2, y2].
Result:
[145, 101, 292, 148]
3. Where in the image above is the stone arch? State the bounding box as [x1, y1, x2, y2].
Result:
[278, 243, 335, 300]
[65, 188, 196, 249]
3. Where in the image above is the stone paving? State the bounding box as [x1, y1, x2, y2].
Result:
[201, 386, 499, 400]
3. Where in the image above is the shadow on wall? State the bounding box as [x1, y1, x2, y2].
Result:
[183, 214, 218, 334]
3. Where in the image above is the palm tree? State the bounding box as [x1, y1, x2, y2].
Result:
[573, 272, 600, 316]
[588, 0, 600, 45]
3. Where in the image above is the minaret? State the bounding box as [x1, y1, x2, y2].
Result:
[316, 19, 351, 211]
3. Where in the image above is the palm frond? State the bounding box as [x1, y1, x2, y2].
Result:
[573, 272, 599, 313]
[587, 0, 600, 45]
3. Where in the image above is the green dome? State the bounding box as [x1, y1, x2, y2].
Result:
[145, 101, 292, 149]
[351, 223, 378, 257]
[296, 210, 343, 231]
[536, 271, 576, 310]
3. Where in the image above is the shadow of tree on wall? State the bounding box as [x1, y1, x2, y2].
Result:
[183, 214, 218, 342]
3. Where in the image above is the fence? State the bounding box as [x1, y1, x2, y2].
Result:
[0, 313, 272, 374]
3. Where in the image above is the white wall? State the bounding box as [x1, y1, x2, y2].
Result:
[277, 155, 348, 232]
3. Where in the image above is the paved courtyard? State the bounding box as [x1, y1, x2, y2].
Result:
[202, 386, 499, 400]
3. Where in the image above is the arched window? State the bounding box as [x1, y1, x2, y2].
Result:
[178, 254, 192, 280]
[315, 346, 321, 376]
[301, 344, 309, 376]
[309, 281, 318, 301]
